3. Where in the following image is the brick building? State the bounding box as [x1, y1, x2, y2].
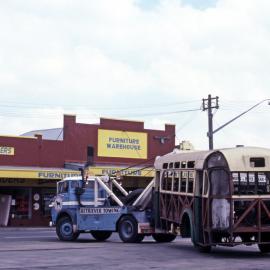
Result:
[0, 115, 175, 226]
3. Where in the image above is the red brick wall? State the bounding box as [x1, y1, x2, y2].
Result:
[0, 115, 175, 168]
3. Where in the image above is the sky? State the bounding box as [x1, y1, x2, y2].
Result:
[0, 0, 270, 150]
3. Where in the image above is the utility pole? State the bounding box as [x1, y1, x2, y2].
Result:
[202, 94, 219, 150]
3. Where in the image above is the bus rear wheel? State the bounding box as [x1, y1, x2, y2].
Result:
[118, 216, 144, 243]
[91, 231, 112, 241]
[152, 234, 176, 243]
[258, 244, 270, 253]
[56, 216, 80, 241]
[193, 243, 212, 253]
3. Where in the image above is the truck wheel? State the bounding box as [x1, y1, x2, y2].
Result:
[56, 216, 79, 241]
[258, 244, 270, 253]
[152, 234, 176, 242]
[118, 216, 144, 243]
[91, 231, 112, 241]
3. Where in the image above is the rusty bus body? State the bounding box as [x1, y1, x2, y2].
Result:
[153, 147, 270, 252]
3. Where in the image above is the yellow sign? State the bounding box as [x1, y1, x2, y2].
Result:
[0, 146, 15, 155]
[0, 166, 154, 187]
[87, 166, 154, 177]
[0, 169, 81, 180]
[98, 129, 147, 159]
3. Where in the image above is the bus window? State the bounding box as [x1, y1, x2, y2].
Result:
[161, 171, 168, 190]
[181, 162, 187, 169]
[195, 170, 203, 196]
[187, 171, 194, 193]
[167, 171, 173, 191]
[187, 161, 195, 169]
[203, 172, 209, 196]
[250, 157, 265, 167]
[173, 171, 180, 192]
[163, 163, 168, 169]
[233, 172, 270, 195]
[175, 162, 180, 169]
[210, 169, 230, 196]
[181, 171, 187, 192]
[207, 153, 227, 168]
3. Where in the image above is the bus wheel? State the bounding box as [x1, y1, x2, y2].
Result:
[194, 243, 212, 253]
[258, 244, 270, 253]
[152, 234, 176, 243]
[91, 231, 112, 241]
[118, 216, 144, 243]
[56, 216, 80, 241]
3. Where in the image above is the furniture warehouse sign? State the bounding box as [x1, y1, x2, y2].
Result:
[98, 129, 147, 159]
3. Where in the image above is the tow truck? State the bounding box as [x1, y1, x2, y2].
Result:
[50, 169, 176, 243]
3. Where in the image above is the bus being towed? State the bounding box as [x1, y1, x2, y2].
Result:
[153, 146, 270, 253]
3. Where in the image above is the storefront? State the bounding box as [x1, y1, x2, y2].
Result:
[0, 115, 174, 226]
[0, 167, 81, 226]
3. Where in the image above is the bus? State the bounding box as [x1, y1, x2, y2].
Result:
[153, 146, 270, 252]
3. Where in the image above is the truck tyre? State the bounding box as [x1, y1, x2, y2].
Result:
[258, 244, 270, 253]
[152, 233, 176, 243]
[118, 216, 144, 243]
[123, 189, 144, 206]
[91, 231, 112, 241]
[56, 216, 80, 241]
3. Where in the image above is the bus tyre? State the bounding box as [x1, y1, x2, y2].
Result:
[56, 216, 80, 241]
[118, 216, 144, 243]
[258, 244, 270, 253]
[193, 243, 212, 253]
[91, 231, 112, 241]
[152, 234, 176, 243]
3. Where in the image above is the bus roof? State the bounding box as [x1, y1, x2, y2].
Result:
[154, 147, 270, 171]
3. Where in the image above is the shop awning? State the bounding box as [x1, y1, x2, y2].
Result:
[0, 166, 81, 180]
[0, 164, 155, 180]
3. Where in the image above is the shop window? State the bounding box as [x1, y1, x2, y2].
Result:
[9, 189, 30, 220]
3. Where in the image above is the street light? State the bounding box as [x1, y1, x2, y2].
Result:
[208, 99, 270, 150]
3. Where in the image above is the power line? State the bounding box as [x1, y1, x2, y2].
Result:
[0, 99, 201, 111]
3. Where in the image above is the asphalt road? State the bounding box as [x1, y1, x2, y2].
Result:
[0, 228, 270, 270]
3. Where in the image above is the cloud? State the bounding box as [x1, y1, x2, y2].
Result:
[0, 0, 270, 149]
